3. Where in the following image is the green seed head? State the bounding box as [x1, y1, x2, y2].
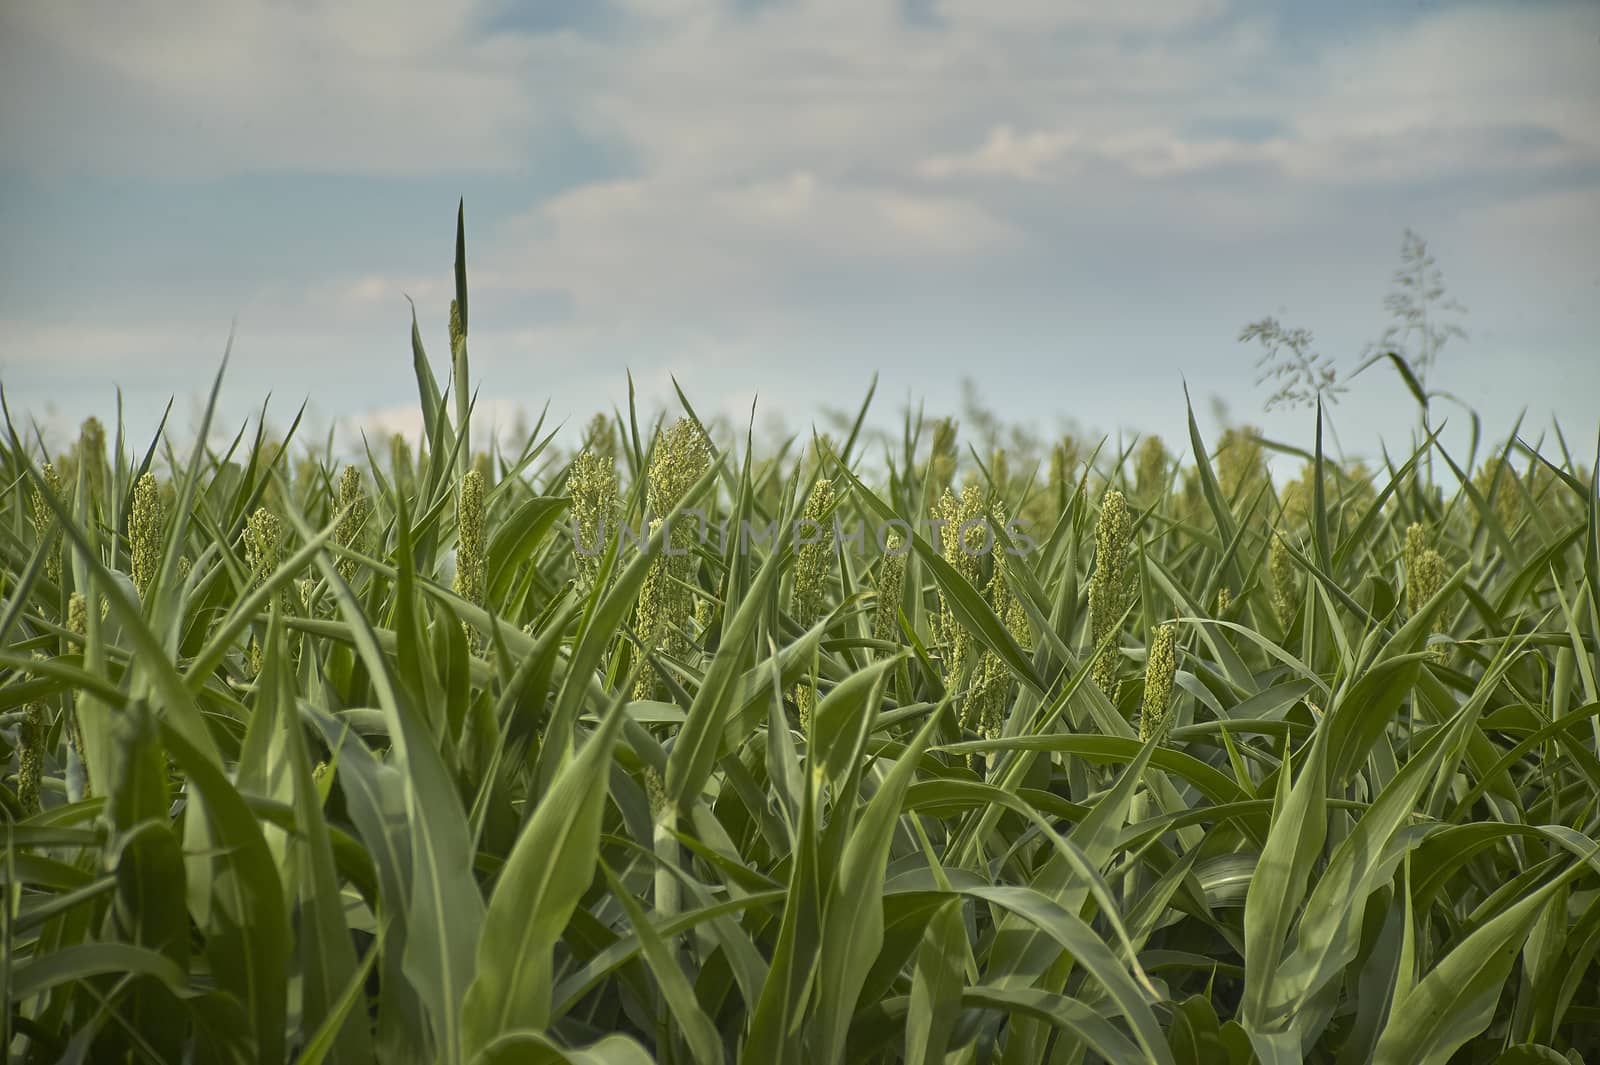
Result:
[449, 298, 464, 352]
[634, 519, 669, 700]
[30, 462, 64, 582]
[130, 472, 164, 597]
[1216, 586, 1231, 615]
[873, 535, 905, 649]
[966, 541, 1028, 739]
[792, 478, 835, 627]
[928, 418, 958, 490]
[644, 419, 708, 669]
[569, 449, 619, 593]
[1089, 488, 1131, 694]
[454, 469, 486, 608]
[244, 507, 282, 591]
[1216, 426, 1267, 501]
[1140, 623, 1178, 743]
[1405, 523, 1450, 664]
[76, 417, 108, 499]
[648, 418, 710, 516]
[1404, 523, 1442, 614]
[1134, 436, 1169, 499]
[1049, 437, 1082, 513]
[334, 465, 368, 581]
[1271, 532, 1297, 631]
[582, 413, 618, 464]
[18, 701, 45, 816]
[991, 448, 1010, 497]
[644, 766, 668, 818]
[932, 483, 986, 680]
[795, 682, 815, 736]
[1474, 456, 1521, 532]
[68, 593, 88, 637]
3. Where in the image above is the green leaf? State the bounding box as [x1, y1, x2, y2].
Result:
[461, 693, 628, 1056]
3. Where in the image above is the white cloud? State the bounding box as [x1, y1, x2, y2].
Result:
[0, 0, 539, 177]
[934, 0, 1228, 32]
[484, 171, 1020, 319]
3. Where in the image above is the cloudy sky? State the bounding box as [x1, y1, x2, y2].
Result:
[2, 0, 1596, 465]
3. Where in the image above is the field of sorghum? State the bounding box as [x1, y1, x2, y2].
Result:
[4, 218, 1599, 1064]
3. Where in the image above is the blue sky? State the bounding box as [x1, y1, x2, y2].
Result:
[1, 0, 1596, 468]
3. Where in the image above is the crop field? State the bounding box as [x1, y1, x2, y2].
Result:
[4, 218, 1600, 1064]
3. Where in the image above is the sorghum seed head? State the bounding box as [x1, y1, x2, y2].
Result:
[634, 519, 669, 701]
[68, 593, 87, 637]
[334, 465, 368, 581]
[929, 419, 958, 488]
[1474, 457, 1521, 531]
[583, 413, 618, 464]
[454, 469, 486, 608]
[644, 766, 668, 818]
[1404, 523, 1442, 614]
[130, 472, 163, 597]
[1403, 523, 1451, 663]
[931, 483, 986, 680]
[1134, 436, 1169, 498]
[1271, 532, 1297, 631]
[1089, 489, 1131, 693]
[569, 449, 619, 593]
[1139, 623, 1177, 743]
[644, 420, 708, 672]
[30, 463, 63, 582]
[873, 535, 905, 649]
[244, 507, 282, 590]
[78, 418, 107, 483]
[792, 479, 835, 627]
[647, 418, 711, 519]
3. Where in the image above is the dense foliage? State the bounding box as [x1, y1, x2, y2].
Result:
[4, 217, 1600, 1064]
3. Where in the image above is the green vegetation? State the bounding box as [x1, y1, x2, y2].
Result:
[4, 213, 1599, 1064]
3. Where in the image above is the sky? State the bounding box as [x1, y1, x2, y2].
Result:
[1, 0, 1597, 470]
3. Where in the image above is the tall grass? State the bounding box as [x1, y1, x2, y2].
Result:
[3, 212, 1599, 1065]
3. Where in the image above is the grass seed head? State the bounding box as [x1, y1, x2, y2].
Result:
[334, 465, 368, 581]
[1405, 522, 1450, 663]
[454, 469, 486, 608]
[932, 482, 986, 681]
[634, 519, 669, 700]
[1140, 623, 1177, 743]
[1089, 488, 1131, 693]
[569, 449, 619, 594]
[75, 417, 108, 500]
[927, 418, 958, 491]
[1134, 436, 1169, 500]
[582, 413, 618, 464]
[29, 462, 63, 582]
[1271, 532, 1297, 631]
[792, 478, 835, 627]
[1474, 456, 1521, 531]
[244, 507, 282, 591]
[16, 655, 47, 815]
[873, 535, 905, 649]
[967, 539, 1028, 739]
[130, 472, 164, 597]
[648, 418, 711, 519]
